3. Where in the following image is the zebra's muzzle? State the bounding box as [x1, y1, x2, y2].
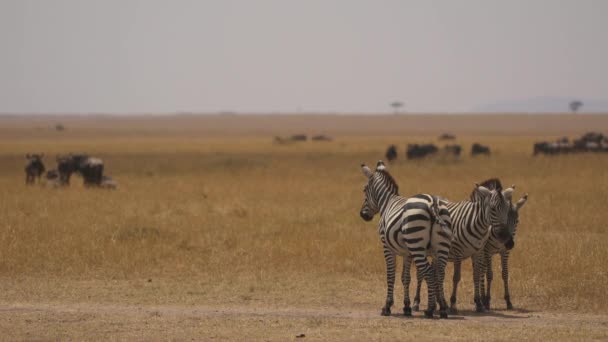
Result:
[360, 211, 374, 222]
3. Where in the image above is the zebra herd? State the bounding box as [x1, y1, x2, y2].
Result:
[24, 153, 117, 189]
[359, 161, 528, 318]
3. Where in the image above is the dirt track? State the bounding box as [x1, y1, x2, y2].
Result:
[1, 302, 606, 340]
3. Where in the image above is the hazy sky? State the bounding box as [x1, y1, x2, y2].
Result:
[1, 0, 607, 113]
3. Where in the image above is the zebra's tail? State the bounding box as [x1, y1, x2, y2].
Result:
[429, 196, 452, 243]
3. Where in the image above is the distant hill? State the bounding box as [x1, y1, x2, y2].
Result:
[473, 97, 608, 113]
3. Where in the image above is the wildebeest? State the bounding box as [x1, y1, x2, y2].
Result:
[438, 133, 456, 140]
[407, 144, 438, 159]
[311, 134, 333, 142]
[291, 134, 307, 141]
[274, 135, 308, 144]
[25, 154, 46, 185]
[533, 141, 573, 155]
[471, 143, 490, 156]
[443, 144, 462, 157]
[385, 145, 398, 162]
[56, 154, 104, 186]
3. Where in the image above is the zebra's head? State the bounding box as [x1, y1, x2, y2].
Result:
[359, 160, 399, 222]
[505, 193, 529, 249]
[490, 186, 516, 242]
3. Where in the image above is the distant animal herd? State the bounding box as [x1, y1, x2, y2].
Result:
[384, 131, 608, 161]
[24, 153, 117, 189]
[534, 131, 608, 155]
[385, 134, 491, 162]
[273, 134, 333, 144]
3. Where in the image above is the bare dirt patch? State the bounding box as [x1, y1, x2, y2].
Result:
[1, 302, 606, 341]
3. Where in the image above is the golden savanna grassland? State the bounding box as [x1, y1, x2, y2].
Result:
[0, 114, 607, 340]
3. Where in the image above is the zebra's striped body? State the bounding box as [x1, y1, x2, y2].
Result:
[359, 161, 452, 318]
[481, 193, 528, 310]
[408, 179, 515, 313]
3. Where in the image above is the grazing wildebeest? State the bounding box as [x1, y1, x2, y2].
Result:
[311, 135, 333, 141]
[438, 133, 456, 140]
[80, 157, 104, 186]
[385, 145, 398, 162]
[471, 143, 490, 156]
[533, 142, 555, 155]
[57, 154, 86, 185]
[25, 154, 46, 185]
[580, 132, 604, 144]
[443, 144, 462, 157]
[57, 154, 104, 186]
[407, 144, 438, 159]
[290, 134, 307, 141]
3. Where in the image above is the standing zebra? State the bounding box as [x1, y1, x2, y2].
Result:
[480, 188, 528, 310]
[359, 161, 452, 318]
[408, 179, 514, 313]
[25, 154, 46, 185]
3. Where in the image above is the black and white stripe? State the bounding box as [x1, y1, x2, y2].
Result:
[359, 161, 452, 318]
[408, 179, 515, 313]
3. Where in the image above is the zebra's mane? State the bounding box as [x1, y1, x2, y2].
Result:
[376, 170, 399, 195]
[470, 178, 502, 201]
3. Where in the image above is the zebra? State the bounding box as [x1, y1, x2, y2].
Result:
[480, 187, 529, 310]
[25, 154, 46, 185]
[407, 179, 515, 313]
[359, 161, 452, 318]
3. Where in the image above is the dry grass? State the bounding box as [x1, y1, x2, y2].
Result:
[0, 114, 607, 339]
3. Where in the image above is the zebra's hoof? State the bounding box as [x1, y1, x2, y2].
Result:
[381, 307, 391, 316]
[403, 307, 412, 317]
[439, 311, 448, 319]
[506, 302, 513, 310]
[448, 307, 458, 315]
[424, 310, 434, 319]
[475, 305, 485, 313]
[412, 304, 419, 312]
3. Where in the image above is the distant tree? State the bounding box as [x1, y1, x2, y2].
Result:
[569, 100, 583, 114]
[390, 101, 404, 114]
[55, 123, 65, 131]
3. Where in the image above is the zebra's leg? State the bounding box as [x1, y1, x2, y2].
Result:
[484, 253, 494, 310]
[434, 254, 450, 319]
[473, 254, 486, 312]
[425, 261, 438, 313]
[413, 266, 423, 312]
[449, 260, 461, 314]
[381, 246, 396, 316]
[401, 254, 412, 316]
[413, 255, 436, 318]
[501, 251, 513, 309]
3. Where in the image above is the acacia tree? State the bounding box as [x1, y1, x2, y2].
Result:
[390, 101, 404, 114]
[569, 100, 583, 113]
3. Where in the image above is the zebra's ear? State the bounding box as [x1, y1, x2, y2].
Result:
[475, 184, 492, 198]
[361, 163, 373, 178]
[502, 187, 514, 202]
[376, 160, 386, 171]
[515, 193, 528, 211]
